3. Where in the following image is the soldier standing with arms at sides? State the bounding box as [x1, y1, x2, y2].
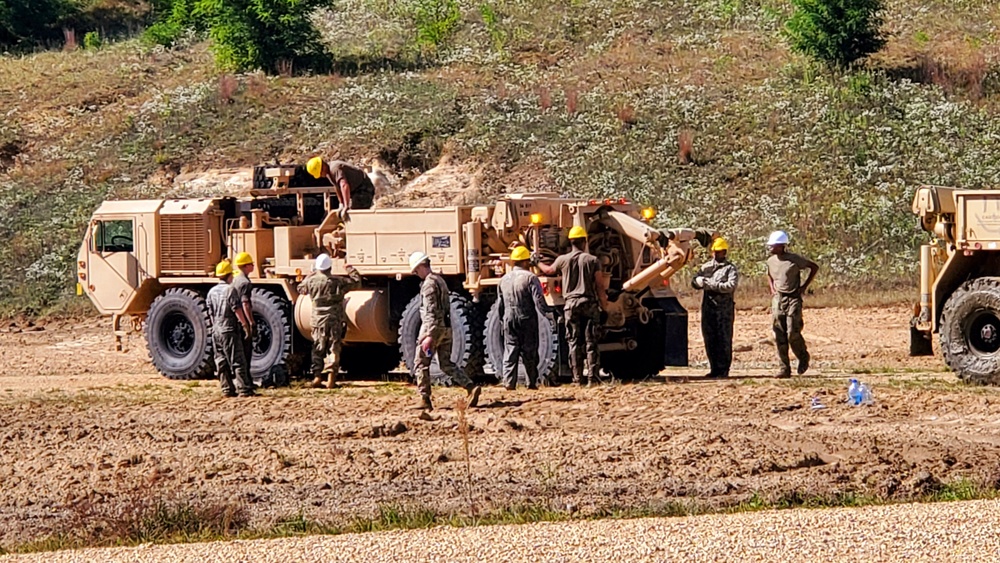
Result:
[299, 253, 362, 389]
[305, 158, 376, 221]
[207, 260, 254, 397]
[766, 230, 819, 378]
[409, 251, 482, 411]
[498, 245, 550, 390]
[692, 237, 740, 378]
[232, 252, 256, 388]
[535, 225, 606, 386]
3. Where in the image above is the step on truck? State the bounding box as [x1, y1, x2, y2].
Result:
[911, 186, 1000, 384]
[78, 164, 713, 385]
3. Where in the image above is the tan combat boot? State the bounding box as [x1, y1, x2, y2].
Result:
[310, 376, 325, 389]
[418, 396, 433, 411]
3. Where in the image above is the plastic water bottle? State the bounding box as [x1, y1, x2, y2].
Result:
[847, 379, 863, 406]
[859, 383, 873, 405]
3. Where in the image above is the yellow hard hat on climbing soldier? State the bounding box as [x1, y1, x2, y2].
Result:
[215, 259, 233, 278]
[568, 225, 588, 240]
[710, 237, 729, 252]
[234, 252, 254, 267]
[510, 246, 531, 261]
[306, 157, 325, 179]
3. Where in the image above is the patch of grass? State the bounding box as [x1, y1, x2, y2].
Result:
[11, 491, 250, 553]
[9, 475, 1000, 554]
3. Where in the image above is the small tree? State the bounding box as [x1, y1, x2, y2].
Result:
[144, 0, 333, 75]
[785, 0, 886, 70]
[194, 0, 333, 74]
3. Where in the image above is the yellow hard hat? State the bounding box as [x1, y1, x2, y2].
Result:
[215, 259, 233, 278]
[568, 225, 588, 240]
[711, 238, 729, 252]
[234, 252, 254, 267]
[306, 157, 324, 179]
[510, 246, 531, 261]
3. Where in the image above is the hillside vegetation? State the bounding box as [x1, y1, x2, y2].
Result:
[2, 0, 1000, 315]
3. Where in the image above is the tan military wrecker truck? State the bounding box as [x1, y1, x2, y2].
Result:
[911, 186, 1000, 384]
[78, 164, 712, 385]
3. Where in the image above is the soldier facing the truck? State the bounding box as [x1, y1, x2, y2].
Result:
[299, 253, 362, 389]
[498, 245, 550, 390]
[207, 259, 254, 397]
[536, 225, 606, 386]
[409, 251, 482, 411]
[766, 230, 819, 378]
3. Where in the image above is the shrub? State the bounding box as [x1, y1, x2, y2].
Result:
[82, 30, 101, 50]
[409, 0, 462, 54]
[785, 0, 887, 69]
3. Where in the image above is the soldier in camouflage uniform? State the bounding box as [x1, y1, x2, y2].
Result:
[299, 253, 361, 388]
[409, 251, 482, 411]
[207, 260, 254, 397]
[498, 245, 550, 390]
[692, 238, 740, 378]
[536, 225, 606, 386]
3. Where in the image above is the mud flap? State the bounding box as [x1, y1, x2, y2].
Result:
[910, 323, 934, 357]
[652, 297, 688, 367]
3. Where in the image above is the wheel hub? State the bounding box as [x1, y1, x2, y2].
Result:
[969, 311, 1000, 355]
[162, 312, 195, 357]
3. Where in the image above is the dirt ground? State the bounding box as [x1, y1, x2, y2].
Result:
[1, 306, 998, 547]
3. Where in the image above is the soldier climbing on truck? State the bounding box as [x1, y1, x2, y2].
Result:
[306, 157, 376, 221]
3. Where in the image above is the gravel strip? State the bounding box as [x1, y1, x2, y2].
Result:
[4, 499, 999, 562]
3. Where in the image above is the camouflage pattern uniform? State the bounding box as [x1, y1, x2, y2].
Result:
[498, 265, 549, 389]
[207, 282, 252, 396]
[415, 272, 475, 399]
[693, 257, 739, 377]
[767, 252, 814, 376]
[301, 266, 362, 386]
[231, 272, 254, 375]
[551, 249, 602, 384]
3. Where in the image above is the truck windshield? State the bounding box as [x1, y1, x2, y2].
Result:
[94, 219, 134, 253]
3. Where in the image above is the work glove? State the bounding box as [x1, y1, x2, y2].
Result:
[338, 207, 350, 222]
[529, 252, 541, 266]
[692, 276, 705, 290]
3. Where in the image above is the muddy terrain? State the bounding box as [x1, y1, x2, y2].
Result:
[1, 306, 997, 547]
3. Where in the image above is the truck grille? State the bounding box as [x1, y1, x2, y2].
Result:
[160, 216, 208, 275]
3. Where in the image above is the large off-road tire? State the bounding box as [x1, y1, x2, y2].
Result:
[250, 288, 292, 387]
[399, 292, 485, 386]
[341, 343, 403, 379]
[484, 300, 559, 386]
[940, 277, 1000, 385]
[145, 288, 214, 380]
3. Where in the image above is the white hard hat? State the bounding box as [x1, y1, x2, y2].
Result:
[767, 230, 790, 246]
[408, 251, 430, 272]
[315, 253, 332, 271]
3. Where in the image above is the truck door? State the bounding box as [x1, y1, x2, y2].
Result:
[86, 217, 139, 311]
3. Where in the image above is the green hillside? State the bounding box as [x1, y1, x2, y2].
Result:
[2, 0, 1000, 315]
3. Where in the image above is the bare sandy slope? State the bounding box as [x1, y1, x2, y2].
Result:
[0, 306, 994, 549]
